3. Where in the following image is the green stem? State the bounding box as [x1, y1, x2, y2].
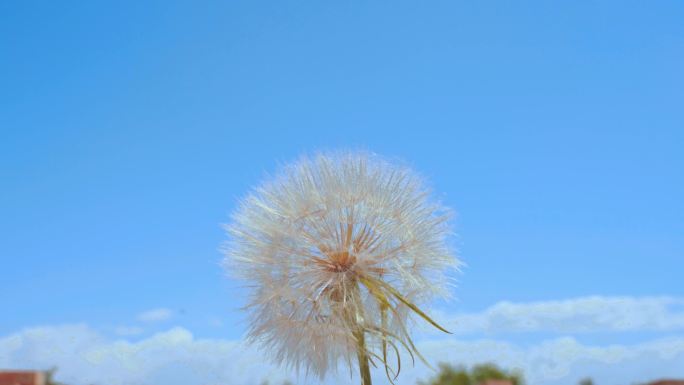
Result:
[349, 281, 372, 385]
[354, 325, 372, 385]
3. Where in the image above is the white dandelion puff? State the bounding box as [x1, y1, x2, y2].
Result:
[222, 151, 460, 385]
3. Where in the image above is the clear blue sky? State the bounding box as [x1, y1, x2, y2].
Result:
[1, 2, 683, 384]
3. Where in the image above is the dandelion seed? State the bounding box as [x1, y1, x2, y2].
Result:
[222, 151, 460, 385]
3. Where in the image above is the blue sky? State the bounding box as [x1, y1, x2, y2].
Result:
[1, 1, 683, 385]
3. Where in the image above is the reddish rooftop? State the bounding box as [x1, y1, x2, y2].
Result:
[647, 380, 684, 385]
[0, 371, 46, 385]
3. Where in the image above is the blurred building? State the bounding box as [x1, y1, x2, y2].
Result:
[647, 381, 684, 385]
[0, 371, 46, 385]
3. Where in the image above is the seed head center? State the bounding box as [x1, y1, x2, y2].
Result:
[326, 251, 357, 273]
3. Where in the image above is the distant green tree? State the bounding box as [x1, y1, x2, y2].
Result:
[418, 363, 471, 385]
[471, 363, 524, 385]
[45, 367, 69, 385]
[418, 362, 524, 385]
[579, 378, 594, 385]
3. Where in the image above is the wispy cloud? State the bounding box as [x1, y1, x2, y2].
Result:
[412, 336, 684, 385]
[3, 296, 684, 385]
[437, 296, 684, 334]
[1, 324, 683, 385]
[137, 308, 173, 323]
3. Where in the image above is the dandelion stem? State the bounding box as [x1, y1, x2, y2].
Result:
[350, 281, 372, 385]
[353, 312, 372, 385]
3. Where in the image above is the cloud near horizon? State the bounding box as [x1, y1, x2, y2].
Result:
[1, 324, 683, 385]
[2, 296, 684, 385]
[436, 295, 684, 335]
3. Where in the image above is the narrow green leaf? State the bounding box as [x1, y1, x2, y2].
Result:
[373, 278, 452, 334]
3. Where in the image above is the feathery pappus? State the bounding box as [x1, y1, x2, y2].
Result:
[222, 151, 460, 385]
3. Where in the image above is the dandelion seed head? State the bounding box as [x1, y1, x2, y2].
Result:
[223, 151, 460, 379]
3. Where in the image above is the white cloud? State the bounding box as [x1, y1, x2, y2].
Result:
[436, 296, 684, 335]
[114, 326, 144, 336]
[3, 296, 683, 385]
[0, 325, 291, 385]
[411, 337, 684, 385]
[1, 324, 683, 385]
[137, 308, 173, 323]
